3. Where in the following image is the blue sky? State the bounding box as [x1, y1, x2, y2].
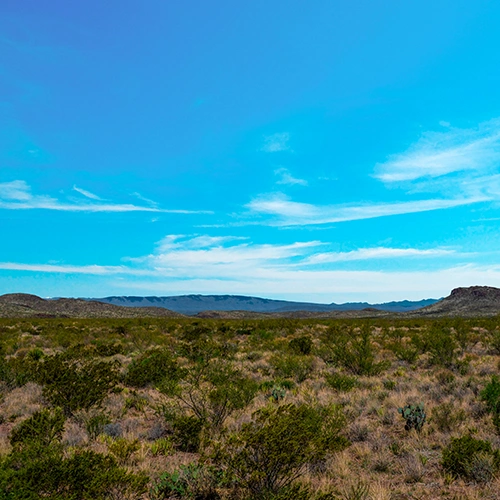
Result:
[2, 0, 500, 302]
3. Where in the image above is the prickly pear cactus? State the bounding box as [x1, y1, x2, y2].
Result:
[398, 403, 426, 431]
[269, 384, 286, 402]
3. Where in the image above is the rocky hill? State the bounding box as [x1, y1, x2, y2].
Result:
[0, 294, 182, 319]
[410, 286, 500, 317]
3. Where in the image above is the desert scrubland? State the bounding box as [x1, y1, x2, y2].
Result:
[1, 316, 500, 499]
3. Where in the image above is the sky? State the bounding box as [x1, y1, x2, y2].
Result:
[2, 0, 500, 303]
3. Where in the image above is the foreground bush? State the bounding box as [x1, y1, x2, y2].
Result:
[124, 348, 182, 388]
[33, 353, 119, 416]
[151, 463, 222, 500]
[442, 435, 500, 482]
[0, 406, 147, 499]
[214, 403, 349, 498]
[175, 360, 258, 430]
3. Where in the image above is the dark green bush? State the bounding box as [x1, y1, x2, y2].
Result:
[94, 342, 124, 357]
[214, 403, 349, 498]
[124, 348, 181, 388]
[175, 361, 258, 430]
[172, 415, 204, 453]
[269, 354, 314, 383]
[387, 339, 419, 363]
[480, 375, 500, 434]
[442, 435, 500, 481]
[84, 412, 111, 440]
[425, 325, 458, 367]
[151, 463, 222, 500]
[10, 407, 65, 449]
[480, 375, 500, 412]
[330, 328, 389, 376]
[1, 403, 147, 499]
[0, 448, 147, 499]
[33, 353, 119, 416]
[288, 336, 313, 355]
[325, 372, 358, 392]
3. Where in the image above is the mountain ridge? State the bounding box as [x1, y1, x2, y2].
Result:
[91, 294, 438, 315]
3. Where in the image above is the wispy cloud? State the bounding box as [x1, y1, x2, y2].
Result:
[131, 192, 159, 207]
[73, 185, 102, 200]
[0, 180, 211, 214]
[245, 119, 500, 227]
[274, 168, 307, 186]
[305, 247, 454, 264]
[374, 118, 500, 183]
[246, 193, 485, 226]
[261, 132, 291, 153]
[0, 234, 487, 302]
[0, 235, 459, 297]
[0, 262, 137, 275]
[0, 180, 33, 201]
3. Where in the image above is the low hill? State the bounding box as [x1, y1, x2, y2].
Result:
[0, 293, 183, 318]
[93, 294, 437, 315]
[410, 286, 500, 317]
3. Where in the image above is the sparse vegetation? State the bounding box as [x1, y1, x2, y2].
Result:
[1, 315, 500, 497]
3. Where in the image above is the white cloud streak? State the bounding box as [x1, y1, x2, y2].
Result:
[246, 193, 485, 226]
[274, 168, 308, 186]
[261, 132, 291, 153]
[0, 180, 211, 214]
[73, 185, 102, 200]
[305, 247, 454, 264]
[375, 118, 500, 183]
[0, 235, 463, 302]
[246, 118, 500, 227]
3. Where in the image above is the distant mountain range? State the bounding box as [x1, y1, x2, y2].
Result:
[2, 286, 500, 318]
[91, 294, 439, 315]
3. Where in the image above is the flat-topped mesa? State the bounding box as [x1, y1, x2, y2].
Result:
[412, 285, 500, 317]
[449, 286, 500, 300]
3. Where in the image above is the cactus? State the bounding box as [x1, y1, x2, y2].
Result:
[269, 384, 286, 402]
[398, 403, 426, 431]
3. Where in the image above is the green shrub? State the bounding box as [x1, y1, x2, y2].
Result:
[383, 379, 396, 390]
[442, 435, 500, 481]
[33, 353, 119, 416]
[124, 348, 181, 388]
[172, 415, 204, 453]
[214, 403, 349, 498]
[84, 412, 111, 440]
[151, 463, 221, 500]
[330, 328, 389, 376]
[94, 342, 124, 357]
[108, 437, 140, 465]
[150, 437, 173, 457]
[0, 448, 148, 499]
[288, 336, 313, 355]
[431, 402, 466, 432]
[269, 354, 314, 383]
[426, 325, 458, 367]
[325, 372, 358, 392]
[175, 361, 258, 430]
[10, 407, 65, 449]
[387, 340, 419, 363]
[480, 375, 500, 412]
[480, 376, 500, 434]
[488, 328, 500, 354]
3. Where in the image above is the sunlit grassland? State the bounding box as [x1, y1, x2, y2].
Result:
[1, 316, 500, 499]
